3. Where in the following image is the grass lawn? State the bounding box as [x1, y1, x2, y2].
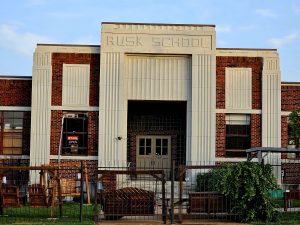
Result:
[253, 212, 300, 225]
[0, 202, 95, 225]
[272, 199, 300, 208]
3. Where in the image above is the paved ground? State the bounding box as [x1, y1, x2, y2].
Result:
[97, 219, 248, 225]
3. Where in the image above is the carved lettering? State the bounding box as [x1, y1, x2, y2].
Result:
[106, 35, 144, 46]
[106, 35, 211, 49]
[107, 36, 114, 46]
[172, 38, 180, 47]
[152, 37, 161, 46]
[151, 37, 209, 48]
[182, 38, 189, 47]
[137, 37, 143, 46]
[126, 36, 135, 46]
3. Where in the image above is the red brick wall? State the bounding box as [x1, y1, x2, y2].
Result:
[216, 57, 263, 109]
[22, 111, 31, 155]
[216, 113, 262, 157]
[281, 116, 288, 159]
[281, 116, 289, 148]
[282, 163, 300, 184]
[0, 79, 32, 106]
[216, 113, 226, 157]
[50, 111, 98, 156]
[281, 84, 300, 111]
[51, 53, 100, 106]
[49, 159, 97, 181]
[50, 110, 63, 155]
[250, 114, 261, 148]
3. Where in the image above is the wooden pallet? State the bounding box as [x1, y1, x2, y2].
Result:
[1, 186, 22, 208]
[101, 187, 155, 217]
[188, 192, 228, 214]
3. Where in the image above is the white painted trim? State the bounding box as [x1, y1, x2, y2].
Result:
[216, 49, 278, 57]
[216, 157, 258, 162]
[0, 155, 30, 160]
[216, 109, 261, 114]
[50, 106, 99, 111]
[281, 83, 300, 86]
[0, 77, 31, 80]
[0, 106, 31, 111]
[282, 159, 300, 164]
[36, 45, 100, 54]
[49, 155, 98, 160]
[281, 111, 291, 116]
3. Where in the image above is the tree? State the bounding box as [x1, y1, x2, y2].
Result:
[196, 162, 279, 222]
[288, 109, 300, 148]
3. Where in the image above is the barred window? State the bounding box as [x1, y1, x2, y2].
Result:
[225, 114, 251, 157]
[62, 112, 88, 155]
[0, 111, 24, 155]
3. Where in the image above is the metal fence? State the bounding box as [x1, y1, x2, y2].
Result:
[2, 159, 300, 224]
[0, 160, 93, 224]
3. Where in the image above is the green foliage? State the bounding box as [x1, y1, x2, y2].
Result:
[196, 162, 279, 222]
[288, 109, 300, 148]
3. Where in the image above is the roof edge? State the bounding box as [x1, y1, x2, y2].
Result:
[282, 82, 300, 85]
[217, 47, 277, 51]
[0, 75, 32, 80]
[102, 22, 215, 27]
[37, 43, 100, 47]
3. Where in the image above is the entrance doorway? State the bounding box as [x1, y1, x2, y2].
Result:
[127, 100, 187, 180]
[136, 135, 171, 174]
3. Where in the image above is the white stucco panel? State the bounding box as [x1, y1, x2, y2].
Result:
[225, 68, 252, 110]
[62, 64, 90, 107]
[126, 55, 191, 101]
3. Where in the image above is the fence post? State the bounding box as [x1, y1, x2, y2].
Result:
[93, 174, 99, 222]
[170, 160, 175, 224]
[80, 161, 84, 222]
[161, 171, 167, 224]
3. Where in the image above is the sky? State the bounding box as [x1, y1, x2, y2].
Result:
[0, 0, 299, 81]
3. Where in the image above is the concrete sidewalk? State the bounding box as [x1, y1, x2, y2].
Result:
[97, 220, 248, 225]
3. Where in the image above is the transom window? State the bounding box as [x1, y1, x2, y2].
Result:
[62, 112, 88, 155]
[225, 114, 251, 157]
[0, 111, 24, 155]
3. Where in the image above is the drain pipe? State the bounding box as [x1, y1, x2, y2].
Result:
[57, 114, 65, 167]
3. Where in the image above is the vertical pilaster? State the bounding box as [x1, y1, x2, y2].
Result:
[99, 52, 127, 166]
[30, 51, 52, 166]
[190, 54, 216, 164]
[262, 56, 281, 183]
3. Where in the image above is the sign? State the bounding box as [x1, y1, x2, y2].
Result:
[67, 136, 78, 145]
[67, 136, 79, 153]
[67, 136, 78, 141]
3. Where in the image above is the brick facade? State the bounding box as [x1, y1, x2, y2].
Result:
[0, 79, 31, 106]
[216, 113, 226, 157]
[215, 113, 261, 157]
[281, 84, 300, 111]
[49, 159, 97, 180]
[216, 56, 263, 109]
[282, 163, 300, 184]
[51, 53, 100, 106]
[127, 101, 186, 167]
[22, 111, 31, 155]
[250, 114, 262, 148]
[50, 110, 98, 156]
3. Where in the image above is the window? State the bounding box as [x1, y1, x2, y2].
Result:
[62, 112, 88, 155]
[0, 111, 24, 155]
[225, 114, 251, 157]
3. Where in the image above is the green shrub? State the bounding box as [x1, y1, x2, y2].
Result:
[196, 162, 279, 222]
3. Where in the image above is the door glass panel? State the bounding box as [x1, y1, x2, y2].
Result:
[162, 139, 168, 155]
[162, 147, 168, 155]
[156, 139, 162, 155]
[139, 138, 145, 155]
[146, 146, 151, 155]
[146, 138, 151, 147]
